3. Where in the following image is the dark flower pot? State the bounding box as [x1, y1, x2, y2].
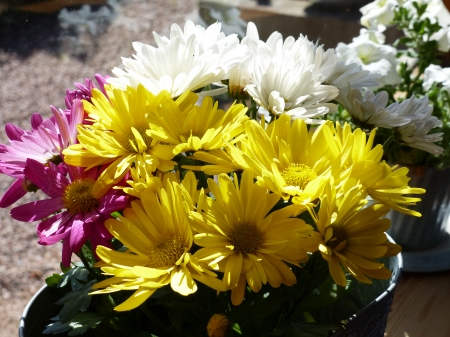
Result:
[19, 285, 65, 337]
[388, 167, 450, 251]
[20, 240, 402, 337]
[387, 167, 450, 272]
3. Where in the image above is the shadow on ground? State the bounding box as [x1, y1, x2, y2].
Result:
[0, 10, 60, 57]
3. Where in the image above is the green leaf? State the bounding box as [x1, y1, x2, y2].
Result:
[110, 211, 121, 218]
[45, 273, 62, 288]
[56, 280, 96, 322]
[43, 312, 106, 336]
[58, 265, 89, 290]
[232, 323, 242, 335]
[81, 243, 97, 268]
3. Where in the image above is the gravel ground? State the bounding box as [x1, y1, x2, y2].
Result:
[0, 0, 198, 335]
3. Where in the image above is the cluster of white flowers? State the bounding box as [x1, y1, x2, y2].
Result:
[340, 87, 443, 154]
[107, 14, 443, 154]
[109, 20, 362, 123]
[361, 0, 450, 51]
[329, 0, 450, 156]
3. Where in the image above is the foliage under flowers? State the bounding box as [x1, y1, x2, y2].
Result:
[1, 1, 446, 336]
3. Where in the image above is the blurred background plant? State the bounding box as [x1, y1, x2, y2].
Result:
[58, 0, 120, 59]
[332, 0, 450, 170]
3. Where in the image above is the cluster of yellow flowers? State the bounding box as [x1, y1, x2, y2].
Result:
[60, 84, 423, 311]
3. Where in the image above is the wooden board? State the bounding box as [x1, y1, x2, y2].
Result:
[385, 271, 450, 337]
[9, 0, 107, 13]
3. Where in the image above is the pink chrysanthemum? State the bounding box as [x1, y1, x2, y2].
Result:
[0, 99, 83, 207]
[64, 74, 109, 111]
[0, 75, 107, 207]
[10, 159, 129, 266]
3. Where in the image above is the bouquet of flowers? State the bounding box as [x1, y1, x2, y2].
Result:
[1, 1, 444, 336]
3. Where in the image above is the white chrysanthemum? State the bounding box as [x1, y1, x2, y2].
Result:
[387, 95, 432, 118]
[340, 87, 411, 129]
[327, 62, 381, 102]
[336, 39, 401, 88]
[107, 20, 243, 98]
[241, 21, 295, 57]
[245, 51, 339, 123]
[389, 95, 443, 154]
[423, 64, 450, 92]
[395, 118, 444, 154]
[232, 24, 341, 123]
[228, 22, 296, 96]
[292, 34, 341, 82]
[360, 0, 400, 28]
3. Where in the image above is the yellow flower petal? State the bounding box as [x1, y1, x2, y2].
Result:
[114, 289, 155, 312]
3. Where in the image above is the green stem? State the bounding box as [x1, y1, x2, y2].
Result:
[382, 135, 395, 150]
[76, 245, 101, 281]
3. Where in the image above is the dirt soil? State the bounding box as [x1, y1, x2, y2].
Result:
[0, 0, 199, 335]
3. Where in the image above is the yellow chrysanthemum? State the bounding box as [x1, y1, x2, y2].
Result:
[312, 179, 401, 287]
[122, 167, 202, 203]
[147, 93, 248, 155]
[334, 123, 425, 216]
[184, 147, 243, 175]
[62, 84, 178, 197]
[351, 161, 425, 216]
[334, 122, 384, 167]
[90, 178, 225, 311]
[207, 314, 231, 337]
[227, 115, 343, 204]
[190, 171, 315, 306]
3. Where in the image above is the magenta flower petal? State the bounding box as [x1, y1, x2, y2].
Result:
[96, 219, 113, 241]
[37, 212, 71, 243]
[5, 123, 26, 141]
[11, 198, 64, 222]
[30, 113, 44, 129]
[89, 219, 113, 259]
[98, 192, 129, 215]
[62, 238, 72, 267]
[24, 159, 67, 198]
[69, 217, 89, 254]
[0, 162, 23, 177]
[36, 212, 72, 238]
[83, 211, 101, 224]
[0, 178, 27, 207]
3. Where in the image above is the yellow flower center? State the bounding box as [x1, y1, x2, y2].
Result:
[147, 234, 185, 268]
[62, 178, 100, 215]
[228, 85, 247, 100]
[280, 163, 317, 189]
[122, 126, 153, 153]
[325, 225, 348, 251]
[229, 223, 263, 255]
